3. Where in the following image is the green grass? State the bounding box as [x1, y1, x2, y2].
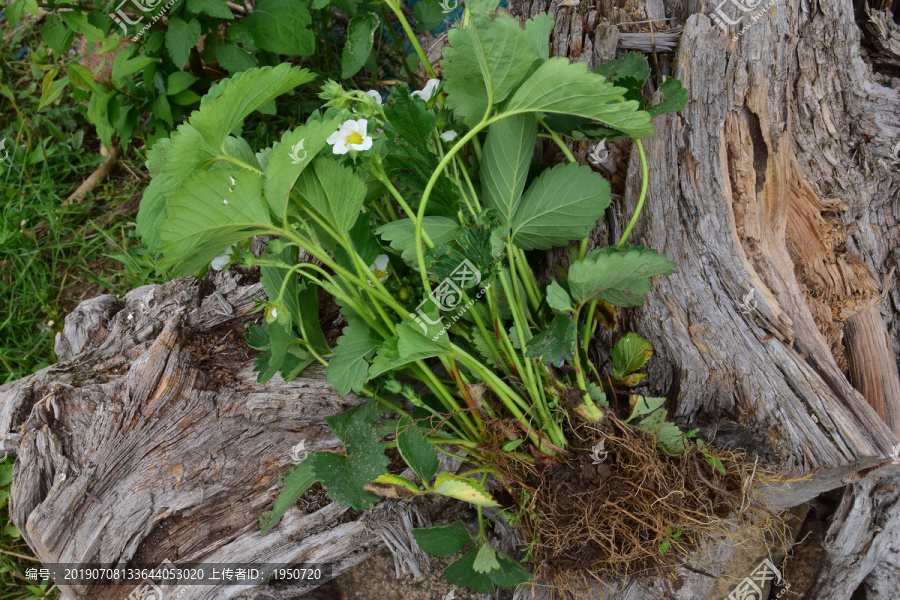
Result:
[0, 27, 162, 600]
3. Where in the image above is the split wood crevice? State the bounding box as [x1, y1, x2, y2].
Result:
[3, 1, 900, 599]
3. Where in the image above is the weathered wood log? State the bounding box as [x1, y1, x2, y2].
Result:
[0, 270, 426, 600]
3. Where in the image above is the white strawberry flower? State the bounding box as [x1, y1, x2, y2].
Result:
[411, 78, 441, 102]
[440, 130, 458, 142]
[210, 245, 235, 270]
[365, 90, 383, 104]
[327, 119, 373, 155]
[369, 254, 390, 284]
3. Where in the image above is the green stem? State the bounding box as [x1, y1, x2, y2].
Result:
[538, 118, 576, 164]
[617, 138, 649, 246]
[385, 0, 436, 79]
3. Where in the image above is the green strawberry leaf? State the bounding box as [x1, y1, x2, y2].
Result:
[397, 416, 439, 484]
[259, 463, 316, 533]
[510, 162, 611, 250]
[442, 547, 495, 594]
[567, 245, 676, 307]
[307, 400, 389, 510]
[413, 522, 472, 557]
[473, 542, 500, 573]
[611, 333, 653, 377]
[432, 473, 498, 507]
[440, 13, 534, 126]
[503, 57, 654, 138]
[326, 317, 376, 396]
[264, 117, 339, 219]
[157, 169, 272, 275]
[525, 313, 577, 367]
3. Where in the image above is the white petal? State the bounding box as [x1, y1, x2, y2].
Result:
[271, 307, 278, 319]
[211, 245, 234, 270]
[440, 130, 458, 142]
[354, 119, 368, 134]
[365, 90, 382, 104]
[332, 141, 350, 155]
[350, 136, 373, 152]
[326, 130, 343, 145]
[373, 254, 389, 270]
[411, 78, 441, 101]
[210, 254, 230, 271]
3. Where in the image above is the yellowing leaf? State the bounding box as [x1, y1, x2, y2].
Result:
[432, 473, 498, 507]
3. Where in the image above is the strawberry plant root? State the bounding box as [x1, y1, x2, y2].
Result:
[496, 415, 787, 593]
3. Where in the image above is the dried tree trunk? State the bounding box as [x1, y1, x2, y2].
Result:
[0, 271, 414, 600]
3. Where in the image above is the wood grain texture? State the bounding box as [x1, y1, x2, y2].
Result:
[0, 270, 393, 600]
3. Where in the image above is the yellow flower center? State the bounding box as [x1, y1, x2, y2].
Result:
[345, 132, 364, 145]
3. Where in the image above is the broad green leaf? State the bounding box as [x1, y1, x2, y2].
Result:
[335, 213, 381, 270]
[294, 156, 365, 235]
[187, 65, 314, 149]
[264, 118, 339, 218]
[593, 51, 650, 83]
[157, 169, 272, 275]
[413, 522, 472, 556]
[611, 333, 652, 376]
[432, 473, 498, 507]
[647, 77, 689, 118]
[326, 317, 375, 396]
[545, 281, 572, 312]
[41, 18, 74, 57]
[216, 44, 257, 74]
[307, 400, 389, 509]
[413, 0, 446, 31]
[259, 463, 315, 533]
[442, 548, 495, 594]
[466, 0, 500, 15]
[152, 95, 173, 127]
[657, 422, 689, 456]
[60, 10, 105, 42]
[242, 0, 315, 56]
[504, 58, 654, 138]
[489, 553, 531, 587]
[341, 13, 378, 79]
[473, 543, 500, 573]
[525, 313, 576, 367]
[169, 89, 202, 106]
[166, 18, 201, 68]
[376, 217, 458, 262]
[440, 13, 534, 126]
[510, 162, 610, 250]
[366, 474, 422, 498]
[480, 114, 537, 227]
[397, 416, 439, 484]
[187, 0, 234, 19]
[525, 12, 554, 60]
[166, 72, 199, 95]
[627, 396, 665, 422]
[567, 246, 676, 307]
[67, 64, 98, 94]
[38, 74, 68, 111]
[368, 320, 451, 377]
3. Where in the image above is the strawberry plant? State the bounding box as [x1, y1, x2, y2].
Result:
[134, 1, 712, 592]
